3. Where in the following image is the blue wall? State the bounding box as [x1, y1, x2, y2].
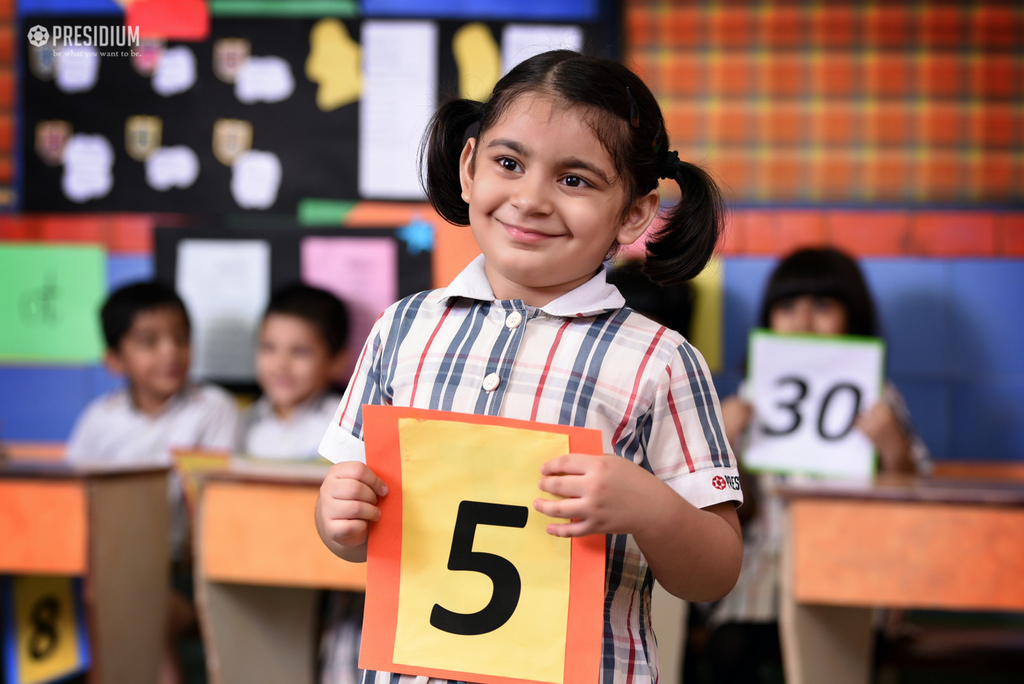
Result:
[722, 257, 1024, 462]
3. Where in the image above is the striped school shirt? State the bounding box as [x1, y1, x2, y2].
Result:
[319, 255, 743, 684]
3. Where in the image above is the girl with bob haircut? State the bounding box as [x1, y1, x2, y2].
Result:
[316, 50, 744, 683]
[707, 247, 930, 684]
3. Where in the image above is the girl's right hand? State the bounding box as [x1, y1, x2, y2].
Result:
[317, 461, 389, 550]
[720, 396, 753, 449]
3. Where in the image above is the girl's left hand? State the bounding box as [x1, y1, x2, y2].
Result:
[533, 453, 659, 537]
[856, 402, 913, 473]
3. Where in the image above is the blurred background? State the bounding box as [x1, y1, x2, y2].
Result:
[0, 2, 1022, 683]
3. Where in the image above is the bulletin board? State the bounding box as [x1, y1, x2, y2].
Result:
[20, 12, 609, 212]
[154, 222, 432, 389]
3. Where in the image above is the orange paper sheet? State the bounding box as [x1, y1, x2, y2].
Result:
[360, 406, 606, 684]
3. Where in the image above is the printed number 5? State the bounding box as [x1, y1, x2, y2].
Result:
[430, 501, 528, 636]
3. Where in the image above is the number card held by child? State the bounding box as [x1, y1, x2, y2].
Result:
[744, 330, 885, 479]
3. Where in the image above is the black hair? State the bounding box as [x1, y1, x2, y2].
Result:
[421, 49, 725, 286]
[607, 259, 694, 338]
[101, 281, 190, 350]
[264, 284, 349, 355]
[758, 248, 878, 337]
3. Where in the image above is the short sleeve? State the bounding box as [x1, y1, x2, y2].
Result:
[318, 313, 389, 464]
[646, 340, 743, 508]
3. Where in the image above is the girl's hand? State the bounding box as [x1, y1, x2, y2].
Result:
[856, 402, 914, 474]
[533, 453, 660, 537]
[720, 396, 753, 450]
[316, 461, 389, 552]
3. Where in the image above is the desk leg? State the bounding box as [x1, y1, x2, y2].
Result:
[651, 581, 688, 684]
[88, 473, 169, 684]
[196, 578, 319, 684]
[779, 506, 873, 684]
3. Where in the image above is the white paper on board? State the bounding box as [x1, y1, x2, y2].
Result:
[235, 56, 295, 104]
[501, 24, 584, 75]
[743, 332, 885, 479]
[62, 133, 114, 202]
[176, 239, 271, 380]
[55, 51, 100, 93]
[358, 20, 437, 200]
[153, 45, 197, 96]
[146, 145, 200, 190]
[230, 149, 282, 210]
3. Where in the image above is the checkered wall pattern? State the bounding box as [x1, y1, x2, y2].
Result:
[626, 1, 1023, 206]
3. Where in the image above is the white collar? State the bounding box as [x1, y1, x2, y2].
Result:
[434, 254, 625, 318]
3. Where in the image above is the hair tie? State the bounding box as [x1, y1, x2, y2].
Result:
[657, 149, 680, 180]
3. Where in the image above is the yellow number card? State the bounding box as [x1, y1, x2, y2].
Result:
[360, 406, 606, 684]
[5, 575, 90, 684]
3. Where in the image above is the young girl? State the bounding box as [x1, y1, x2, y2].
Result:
[705, 247, 931, 684]
[315, 50, 743, 683]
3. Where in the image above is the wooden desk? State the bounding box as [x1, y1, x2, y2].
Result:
[0, 460, 169, 684]
[195, 460, 366, 684]
[777, 475, 1024, 684]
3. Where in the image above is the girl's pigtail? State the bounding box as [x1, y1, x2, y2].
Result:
[643, 154, 725, 286]
[421, 98, 485, 226]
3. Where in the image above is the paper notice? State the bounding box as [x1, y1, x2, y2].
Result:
[300, 236, 398, 381]
[236, 55, 295, 104]
[502, 24, 583, 75]
[358, 20, 437, 200]
[55, 50, 100, 93]
[146, 145, 200, 190]
[153, 45, 197, 97]
[230, 149, 282, 210]
[62, 133, 114, 203]
[175, 239, 271, 380]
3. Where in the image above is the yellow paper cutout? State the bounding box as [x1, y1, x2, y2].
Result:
[392, 419, 571, 683]
[689, 256, 723, 372]
[305, 18, 361, 111]
[453, 23, 500, 102]
[14, 576, 85, 683]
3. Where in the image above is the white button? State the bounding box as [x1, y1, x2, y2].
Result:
[482, 373, 501, 391]
[505, 311, 523, 329]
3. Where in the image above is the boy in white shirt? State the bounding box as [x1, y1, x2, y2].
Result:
[67, 282, 238, 466]
[239, 283, 360, 683]
[65, 280, 238, 684]
[239, 283, 348, 459]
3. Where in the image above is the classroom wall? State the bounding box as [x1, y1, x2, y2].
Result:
[1, 0, 1022, 465]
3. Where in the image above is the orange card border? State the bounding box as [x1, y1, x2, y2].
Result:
[360, 405, 606, 684]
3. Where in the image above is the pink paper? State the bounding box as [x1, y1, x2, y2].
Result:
[301, 237, 398, 382]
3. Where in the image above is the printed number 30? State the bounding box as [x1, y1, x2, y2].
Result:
[430, 501, 528, 636]
[762, 376, 862, 441]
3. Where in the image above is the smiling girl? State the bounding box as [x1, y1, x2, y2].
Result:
[315, 50, 743, 683]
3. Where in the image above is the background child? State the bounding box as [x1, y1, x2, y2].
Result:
[237, 283, 362, 684]
[315, 49, 743, 684]
[702, 247, 931, 684]
[64, 280, 238, 684]
[66, 280, 238, 466]
[239, 283, 348, 459]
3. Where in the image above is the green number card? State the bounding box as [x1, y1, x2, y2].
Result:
[0, 244, 106, 364]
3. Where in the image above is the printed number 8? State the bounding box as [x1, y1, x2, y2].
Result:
[430, 501, 528, 636]
[761, 376, 862, 441]
[29, 595, 60, 660]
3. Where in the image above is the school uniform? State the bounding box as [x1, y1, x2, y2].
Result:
[319, 255, 742, 684]
[66, 383, 239, 555]
[238, 392, 342, 459]
[66, 383, 238, 465]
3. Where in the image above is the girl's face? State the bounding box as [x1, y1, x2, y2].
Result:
[769, 295, 848, 335]
[459, 94, 659, 306]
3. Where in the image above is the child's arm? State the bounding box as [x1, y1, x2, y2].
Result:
[315, 460, 389, 563]
[535, 454, 742, 602]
